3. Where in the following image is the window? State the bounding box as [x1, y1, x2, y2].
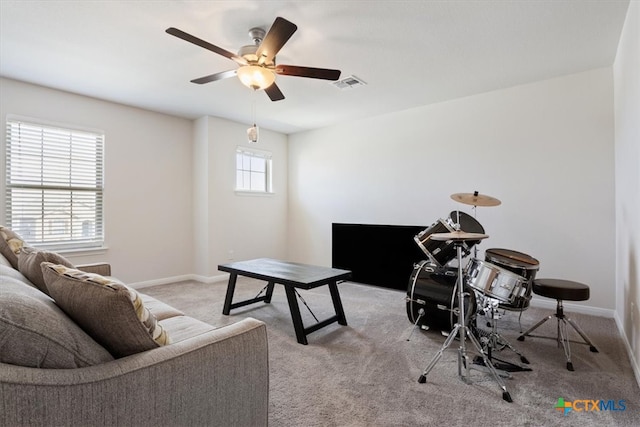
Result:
[235, 147, 272, 193]
[5, 116, 104, 251]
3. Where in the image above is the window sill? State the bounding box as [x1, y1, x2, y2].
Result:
[234, 190, 275, 197]
[51, 246, 109, 257]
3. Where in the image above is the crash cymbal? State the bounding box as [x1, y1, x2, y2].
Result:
[451, 191, 501, 207]
[429, 230, 489, 241]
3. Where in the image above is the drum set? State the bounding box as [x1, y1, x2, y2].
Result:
[406, 192, 540, 402]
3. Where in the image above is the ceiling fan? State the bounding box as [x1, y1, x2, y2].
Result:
[166, 17, 341, 101]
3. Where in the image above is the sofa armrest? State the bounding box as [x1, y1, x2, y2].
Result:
[0, 317, 269, 427]
[76, 262, 111, 276]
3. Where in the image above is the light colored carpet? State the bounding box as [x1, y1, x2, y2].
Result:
[142, 278, 639, 426]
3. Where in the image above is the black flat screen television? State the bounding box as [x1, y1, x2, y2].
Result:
[332, 223, 428, 291]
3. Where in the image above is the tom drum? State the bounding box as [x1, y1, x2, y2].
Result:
[414, 211, 485, 266]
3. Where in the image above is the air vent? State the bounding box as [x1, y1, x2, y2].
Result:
[331, 75, 367, 90]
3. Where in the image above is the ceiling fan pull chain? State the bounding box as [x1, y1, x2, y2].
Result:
[247, 90, 259, 143]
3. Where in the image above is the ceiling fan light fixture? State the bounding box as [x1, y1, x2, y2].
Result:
[247, 124, 259, 143]
[237, 65, 275, 90]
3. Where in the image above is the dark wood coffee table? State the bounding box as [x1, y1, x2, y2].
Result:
[218, 258, 351, 345]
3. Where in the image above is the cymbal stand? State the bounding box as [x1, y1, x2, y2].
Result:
[471, 204, 478, 259]
[417, 241, 513, 402]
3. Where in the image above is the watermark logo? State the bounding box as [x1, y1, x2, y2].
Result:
[555, 398, 572, 415]
[555, 398, 626, 416]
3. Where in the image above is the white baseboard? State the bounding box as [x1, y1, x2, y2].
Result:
[529, 296, 615, 318]
[130, 272, 229, 289]
[614, 312, 640, 388]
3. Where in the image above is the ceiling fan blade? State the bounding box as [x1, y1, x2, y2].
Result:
[191, 69, 237, 85]
[275, 65, 341, 81]
[166, 27, 247, 66]
[256, 17, 297, 65]
[265, 83, 285, 101]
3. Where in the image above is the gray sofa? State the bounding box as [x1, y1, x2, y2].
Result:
[0, 229, 269, 427]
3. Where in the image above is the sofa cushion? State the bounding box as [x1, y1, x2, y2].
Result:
[0, 264, 35, 289]
[0, 251, 12, 267]
[141, 294, 185, 321]
[159, 315, 216, 343]
[41, 263, 171, 358]
[0, 226, 29, 270]
[18, 248, 74, 295]
[0, 275, 114, 368]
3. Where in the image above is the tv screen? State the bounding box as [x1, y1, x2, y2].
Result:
[332, 223, 428, 291]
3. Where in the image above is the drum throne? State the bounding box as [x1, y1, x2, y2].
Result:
[517, 278, 599, 371]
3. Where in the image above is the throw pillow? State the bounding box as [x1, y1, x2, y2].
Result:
[0, 226, 29, 269]
[41, 263, 171, 358]
[0, 275, 114, 368]
[18, 248, 74, 295]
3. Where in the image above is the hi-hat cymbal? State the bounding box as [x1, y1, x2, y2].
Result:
[451, 192, 501, 207]
[429, 230, 489, 241]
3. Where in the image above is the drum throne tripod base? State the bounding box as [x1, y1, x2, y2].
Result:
[416, 236, 513, 403]
[517, 279, 598, 371]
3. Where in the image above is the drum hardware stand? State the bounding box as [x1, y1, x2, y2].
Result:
[406, 308, 425, 341]
[417, 239, 513, 403]
[470, 205, 479, 259]
[515, 299, 530, 333]
[472, 297, 531, 372]
[450, 191, 503, 260]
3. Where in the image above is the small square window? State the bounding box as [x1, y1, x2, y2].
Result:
[235, 147, 272, 193]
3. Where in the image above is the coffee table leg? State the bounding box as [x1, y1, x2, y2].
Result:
[329, 281, 347, 325]
[284, 285, 308, 345]
[222, 273, 238, 315]
[264, 281, 275, 303]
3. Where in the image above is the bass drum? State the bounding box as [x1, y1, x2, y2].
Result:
[406, 261, 476, 333]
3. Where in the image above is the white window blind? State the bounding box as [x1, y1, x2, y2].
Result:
[5, 116, 105, 250]
[236, 147, 272, 193]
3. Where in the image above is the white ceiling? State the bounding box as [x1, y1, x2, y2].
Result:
[0, 1, 630, 135]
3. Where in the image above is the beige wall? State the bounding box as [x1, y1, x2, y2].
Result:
[288, 68, 616, 315]
[614, 0, 640, 384]
[0, 78, 194, 284]
[0, 77, 289, 286]
[192, 116, 289, 280]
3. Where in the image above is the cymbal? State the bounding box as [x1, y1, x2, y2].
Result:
[451, 192, 501, 207]
[429, 230, 489, 241]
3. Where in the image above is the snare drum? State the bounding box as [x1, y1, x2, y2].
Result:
[484, 248, 540, 310]
[406, 260, 476, 332]
[465, 258, 527, 304]
[414, 211, 484, 266]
